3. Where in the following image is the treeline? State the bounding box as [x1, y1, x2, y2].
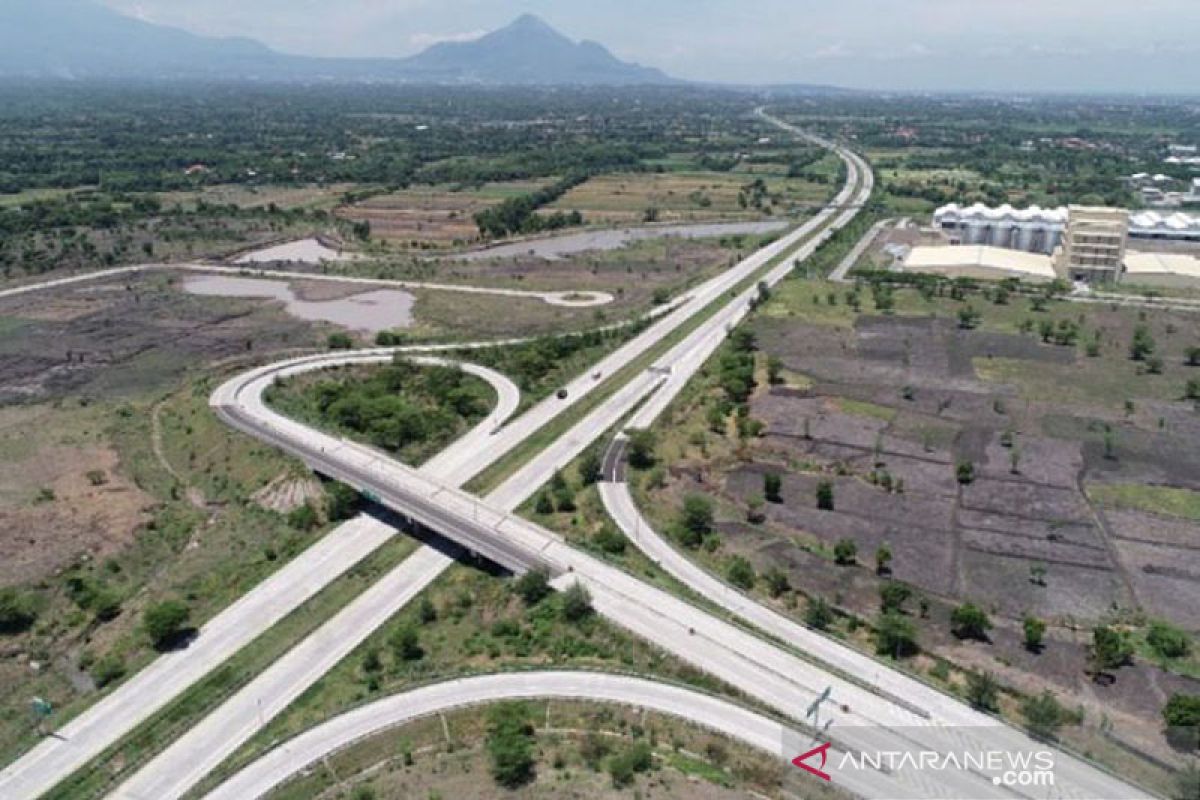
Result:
[473, 172, 588, 239]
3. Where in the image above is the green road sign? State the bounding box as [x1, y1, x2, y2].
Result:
[31, 697, 53, 718]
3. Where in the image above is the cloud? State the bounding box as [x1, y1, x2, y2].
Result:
[408, 29, 488, 48]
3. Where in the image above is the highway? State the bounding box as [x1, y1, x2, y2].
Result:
[100, 114, 883, 800]
[201, 671, 874, 800]
[204, 334, 1145, 799]
[2, 111, 1147, 799]
[197, 111, 1142, 798]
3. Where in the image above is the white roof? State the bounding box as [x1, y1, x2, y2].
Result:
[1128, 210, 1200, 235]
[1125, 251, 1200, 279]
[904, 245, 1057, 279]
[933, 203, 1067, 225]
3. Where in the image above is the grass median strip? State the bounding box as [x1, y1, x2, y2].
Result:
[44, 533, 418, 800]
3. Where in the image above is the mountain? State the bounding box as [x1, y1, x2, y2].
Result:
[0, 0, 277, 79]
[399, 14, 672, 85]
[0, 3, 674, 85]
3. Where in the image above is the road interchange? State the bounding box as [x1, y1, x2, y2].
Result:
[0, 111, 1153, 800]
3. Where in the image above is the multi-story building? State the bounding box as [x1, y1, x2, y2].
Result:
[1055, 206, 1128, 283]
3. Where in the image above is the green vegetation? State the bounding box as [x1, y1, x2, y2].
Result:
[473, 173, 586, 238]
[486, 702, 537, 788]
[265, 358, 492, 466]
[1162, 693, 1200, 751]
[142, 599, 191, 651]
[1087, 483, 1200, 522]
[950, 603, 992, 642]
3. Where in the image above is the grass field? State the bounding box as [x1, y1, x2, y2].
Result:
[544, 169, 832, 224]
[1086, 483, 1200, 521]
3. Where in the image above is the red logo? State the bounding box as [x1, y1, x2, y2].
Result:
[792, 742, 832, 781]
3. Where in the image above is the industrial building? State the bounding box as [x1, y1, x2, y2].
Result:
[934, 203, 1200, 247]
[933, 203, 1065, 253]
[906, 205, 1200, 286]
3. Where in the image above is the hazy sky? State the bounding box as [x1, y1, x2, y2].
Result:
[101, 0, 1200, 92]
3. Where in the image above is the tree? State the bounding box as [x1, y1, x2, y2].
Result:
[1022, 691, 1067, 740]
[833, 538, 857, 565]
[805, 596, 835, 630]
[487, 702, 536, 788]
[763, 472, 783, 503]
[880, 581, 912, 613]
[578, 449, 603, 486]
[957, 305, 981, 330]
[390, 625, 423, 662]
[876, 612, 919, 658]
[418, 596, 438, 624]
[965, 671, 1001, 713]
[143, 599, 191, 650]
[326, 481, 361, 521]
[1090, 625, 1133, 676]
[1148, 621, 1191, 660]
[626, 429, 657, 469]
[0, 588, 37, 635]
[561, 581, 593, 622]
[514, 568, 551, 606]
[1161, 693, 1200, 751]
[875, 543, 893, 576]
[1023, 615, 1047, 652]
[816, 480, 835, 511]
[534, 491, 554, 515]
[727, 556, 756, 590]
[955, 460, 976, 485]
[327, 331, 354, 350]
[678, 495, 714, 548]
[1187, 346, 1200, 367]
[950, 603, 992, 641]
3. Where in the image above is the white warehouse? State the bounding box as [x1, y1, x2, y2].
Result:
[935, 203, 1200, 251]
[933, 203, 1067, 253]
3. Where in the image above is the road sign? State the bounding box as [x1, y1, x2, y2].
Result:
[31, 697, 52, 718]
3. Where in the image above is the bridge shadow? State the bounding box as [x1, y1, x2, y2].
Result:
[364, 503, 513, 578]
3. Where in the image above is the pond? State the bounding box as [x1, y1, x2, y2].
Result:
[183, 275, 413, 332]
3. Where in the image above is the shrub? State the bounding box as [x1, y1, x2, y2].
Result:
[390, 625, 424, 662]
[1147, 621, 1191, 660]
[833, 538, 857, 565]
[143, 599, 191, 650]
[327, 331, 354, 350]
[578, 449, 603, 486]
[805, 596, 835, 630]
[966, 671, 1001, 713]
[816, 480, 835, 511]
[514, 569, 551, 606]
[677, 495, 714, 548]
[1023, 615, 1046, 652]
[951, 603, 992, 641]
[1023, 691, 1067, 739]
[955, 460, 976, 485]
[626, 429, 657, 469]
[876, 612, 918, 658]
[561, 581, 593, 622]
[763, 472, 783, 503]
[880, 582, 912, 613]
[763, 567, 790, 598]
[608, 741, 653, 788]
[726, 557, 756, 590]
[487, 703, 536, 788]
[91, 653, 127, 688]
[1162, 693, 1200, 751]
[1090, 626, 1133, 674]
